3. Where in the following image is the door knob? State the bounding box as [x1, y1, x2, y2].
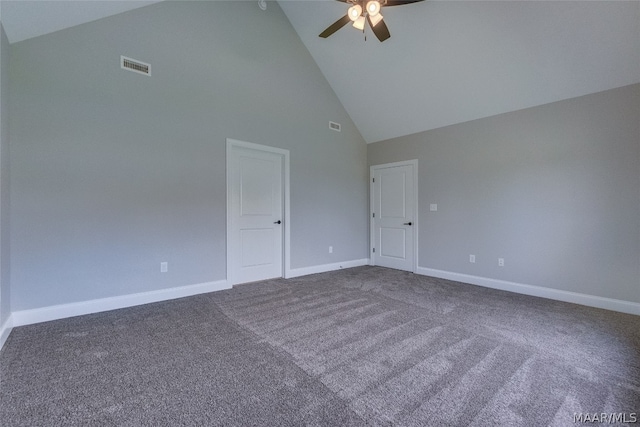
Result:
[404, 222, 412, 226]
[274, 220, 282, 224]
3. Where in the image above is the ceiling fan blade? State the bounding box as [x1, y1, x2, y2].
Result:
[368, 15, 391, 42]
[319, 15, 351, 38]
[384, 0, 424, 6]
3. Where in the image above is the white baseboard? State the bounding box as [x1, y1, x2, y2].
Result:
[5, 259, 370, 345]
[11, 279, 230, 328]
[416, 267, 640, 316]
[287, 258, 370, 279]
[0, 314, 13, 351]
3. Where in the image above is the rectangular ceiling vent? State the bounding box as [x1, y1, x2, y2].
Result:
[329, 121, 341, 132]
[121, 56, 151, 76]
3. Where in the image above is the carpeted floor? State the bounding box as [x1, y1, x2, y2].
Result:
[1, 266, 639, 426]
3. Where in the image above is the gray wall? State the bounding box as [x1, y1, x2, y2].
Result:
[9, 1, 368, 311]
[0, 22, 9, 325]
[369, 84, 640, 304]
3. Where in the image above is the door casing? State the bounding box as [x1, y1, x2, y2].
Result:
[226, 138, 291, 285]
[370, 160, 418, 273]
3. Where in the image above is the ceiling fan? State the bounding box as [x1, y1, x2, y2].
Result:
[319, 0, 424, 42]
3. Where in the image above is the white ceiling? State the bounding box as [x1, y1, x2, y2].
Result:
[2, 0, 640, 143]
[0, 0, 161, 43]
[281, 0, 640, 143]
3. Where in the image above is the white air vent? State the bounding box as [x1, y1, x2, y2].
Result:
[329, 121, 341, 132]
[121, 56, 151, 76]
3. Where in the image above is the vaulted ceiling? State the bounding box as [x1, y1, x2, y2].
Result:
[2, 0, 639, 143]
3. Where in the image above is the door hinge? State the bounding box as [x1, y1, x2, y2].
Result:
[372, 212, 375, 218]
[372, 177, 375, 183]
[372, 248, 375, 253]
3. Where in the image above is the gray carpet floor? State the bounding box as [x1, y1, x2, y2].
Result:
[1, 266, 639, 426]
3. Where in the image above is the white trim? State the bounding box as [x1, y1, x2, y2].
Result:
[0, 314, 13, 351]
[416, 266, 640, 316]
[11, 279, 229, 328]
[226, 138, 291, 284]
[288, 259, 370, 278]
[370, 159, 418, 273]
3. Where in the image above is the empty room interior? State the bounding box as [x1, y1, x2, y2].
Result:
[0, 1, 639, 425]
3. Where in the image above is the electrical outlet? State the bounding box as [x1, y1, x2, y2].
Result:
[498, 258, 504, 267]
[329, 246, 333, 254]
[430, 204, 438, 212]
[160, 262, 168, 273]
[469, 255, 475, 263]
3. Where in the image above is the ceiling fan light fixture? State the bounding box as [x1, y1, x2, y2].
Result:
[366, 1, 381, 17]
[348, 4, 363, 21]
[319, 0, 424, 42]
[369, 13, 383, 27]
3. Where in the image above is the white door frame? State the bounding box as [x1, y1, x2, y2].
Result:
[370, 159, 418, 273]
[226, 138, 291, 285]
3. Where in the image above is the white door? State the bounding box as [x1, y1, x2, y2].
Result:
[228, 143, 284, 284]
[371, 161, 416, 272]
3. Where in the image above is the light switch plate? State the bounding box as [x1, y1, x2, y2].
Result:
[430, 204, 437, 211]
